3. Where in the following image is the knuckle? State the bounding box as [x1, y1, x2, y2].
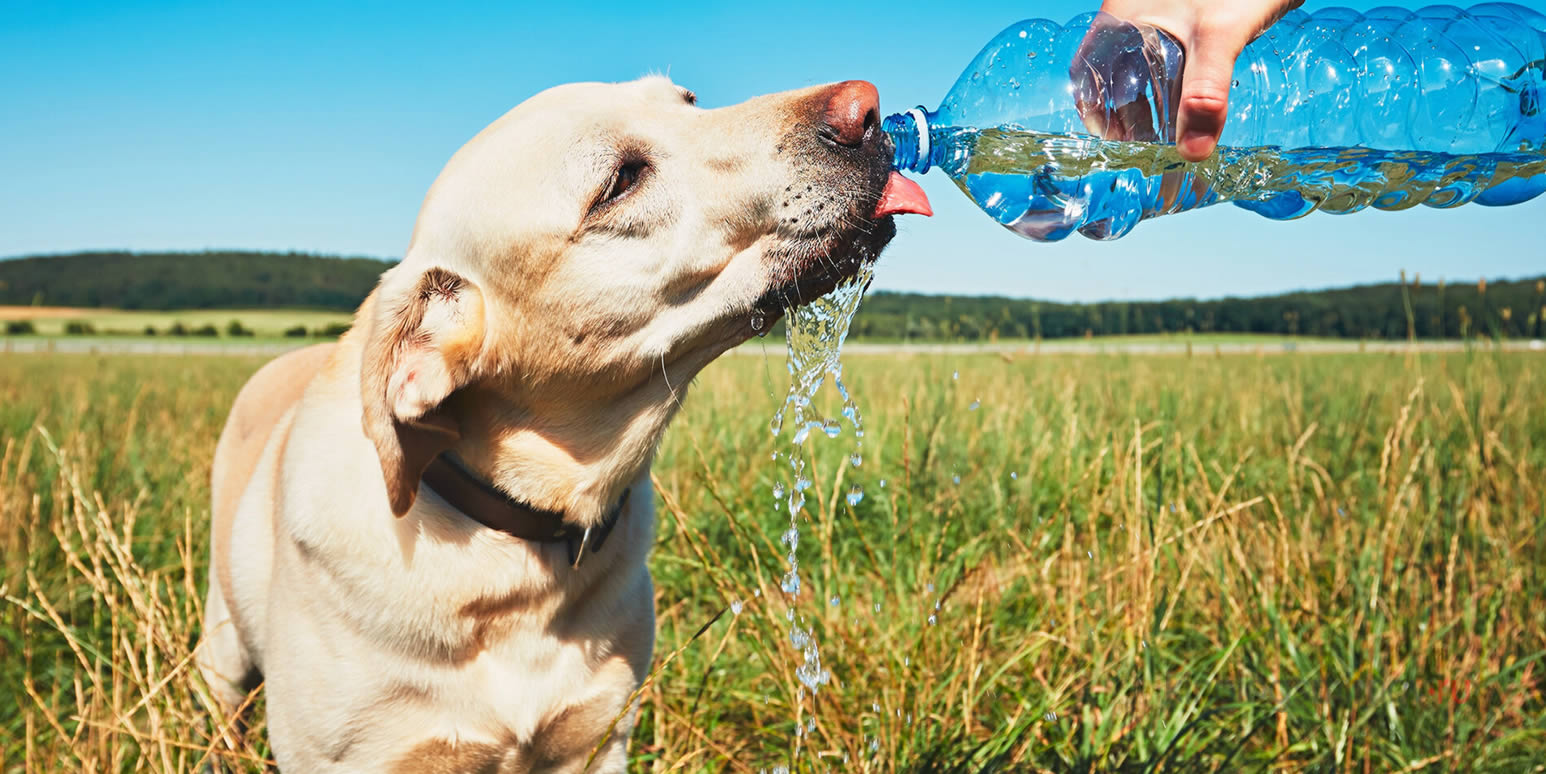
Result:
[1183, 83, 1231, 113]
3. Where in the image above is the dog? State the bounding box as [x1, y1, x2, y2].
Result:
[195, 75, 930, 772]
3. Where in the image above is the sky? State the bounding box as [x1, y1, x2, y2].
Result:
[2, 0, 1543, 302]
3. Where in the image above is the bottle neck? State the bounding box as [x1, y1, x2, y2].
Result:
[883, 108, 934, 173]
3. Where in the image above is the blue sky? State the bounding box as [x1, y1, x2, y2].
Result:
[2, 0, 1542, 302]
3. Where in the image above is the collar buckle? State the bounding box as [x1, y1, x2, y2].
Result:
[568, 488, 631, 569]
[566, 526, 593, 569]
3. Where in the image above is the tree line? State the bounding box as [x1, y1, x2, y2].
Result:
[3, 251, 1542, 340]
[852, 273, 1546, 341]
[0, 251, 389, 310]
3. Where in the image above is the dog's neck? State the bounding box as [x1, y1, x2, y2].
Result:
[444, 375, 687, 528]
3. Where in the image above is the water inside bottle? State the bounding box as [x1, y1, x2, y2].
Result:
[935, 125, 1546, 242]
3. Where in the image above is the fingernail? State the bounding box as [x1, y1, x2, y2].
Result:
[1180, 130, 1216, 159]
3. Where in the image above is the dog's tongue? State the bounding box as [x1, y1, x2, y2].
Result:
[874, 172, 932, 217]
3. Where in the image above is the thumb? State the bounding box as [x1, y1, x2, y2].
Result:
[1175, 34, 1244, 161]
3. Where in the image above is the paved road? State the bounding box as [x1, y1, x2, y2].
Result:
[4, 336, 1543, 358]
[1, 337, 305, 356]
[739, 339, 1546, 356]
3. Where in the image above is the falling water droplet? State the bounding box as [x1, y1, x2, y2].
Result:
[928, 614, 937, 625]
[772, 481, 786, 500]
[731, 599, 744, 615]
[846, 486, 864, 506]
[781, 528, 799, 550]
[952, 370, 959, 380]
[968, 399, 981, 411]
[829, 595, 840, 607]
[790, 627, 810, 649]
[822, 418, 841, 438]
[792, 423, 811, 445]
[1010, 471, 1018, 480]
[849, 452, 862, 467]
[878, 479, 887, 488]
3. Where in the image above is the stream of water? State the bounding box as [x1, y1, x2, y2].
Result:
[767, 265, 873, 756]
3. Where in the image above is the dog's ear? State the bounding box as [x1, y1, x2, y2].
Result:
[361, 265, 486, 516]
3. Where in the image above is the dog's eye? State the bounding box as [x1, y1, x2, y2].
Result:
[680, 88, 697, 106]
[601, 160, 646, 204]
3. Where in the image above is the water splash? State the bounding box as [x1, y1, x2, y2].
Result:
[768, 265, 873, 758]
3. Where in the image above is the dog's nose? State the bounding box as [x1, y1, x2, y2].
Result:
[820, 80, 880, 148]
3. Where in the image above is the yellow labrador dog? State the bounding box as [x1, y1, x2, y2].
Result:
[195, 76, 930, 772]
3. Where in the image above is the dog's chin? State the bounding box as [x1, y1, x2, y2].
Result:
[753, 214, 897, 320]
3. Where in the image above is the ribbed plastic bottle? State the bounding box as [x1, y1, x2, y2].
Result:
[883, 3, 1546, 242]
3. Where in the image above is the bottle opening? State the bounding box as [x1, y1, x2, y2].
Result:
[883, 108, 933, 173]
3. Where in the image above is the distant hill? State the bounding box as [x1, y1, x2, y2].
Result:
[2, 251, 1542, 340]
[0, 251, 390, 310]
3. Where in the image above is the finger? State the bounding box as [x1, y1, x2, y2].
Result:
[1175, 32, 1246, 161]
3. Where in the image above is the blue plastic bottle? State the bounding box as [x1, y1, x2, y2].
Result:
[883, 4, 1546, 242]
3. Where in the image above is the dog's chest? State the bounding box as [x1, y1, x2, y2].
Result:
[466, 635, 590, 727]
[373, 635, 625, 771]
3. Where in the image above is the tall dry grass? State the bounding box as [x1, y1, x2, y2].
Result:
[2, 348, 1544, 772]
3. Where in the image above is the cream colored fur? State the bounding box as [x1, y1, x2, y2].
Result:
[196, 76, 898, 772]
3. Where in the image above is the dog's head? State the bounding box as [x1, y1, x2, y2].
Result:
[357, 76, 928, 517]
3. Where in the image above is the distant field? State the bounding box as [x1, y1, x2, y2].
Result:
[0, 306, 354, 337]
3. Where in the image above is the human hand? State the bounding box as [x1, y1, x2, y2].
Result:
[1077, 0, 1303, 161]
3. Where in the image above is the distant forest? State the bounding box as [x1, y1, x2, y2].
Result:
[0, 251, 389, 310]
[2, 251, 1543, 340]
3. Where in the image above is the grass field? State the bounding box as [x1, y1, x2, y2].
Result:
[2, 348, 1544, 771]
